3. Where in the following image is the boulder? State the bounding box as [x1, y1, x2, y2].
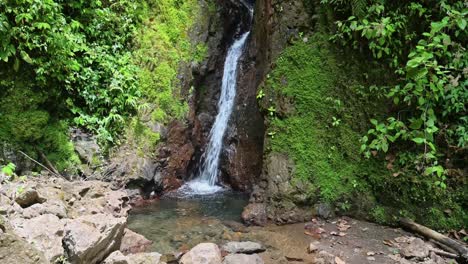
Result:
[103, 251, 128, 264]
[241, 203, 267, 226]
[120, 228, 152, 254]
[180, 243, 222, 264]
[400, 238, 430, 259]
[22, 200, 67, 219]
[0, 229, 47, 264]
[63, 213, 126, 264]
[223, 254, 264, 264]
[10, 214, 67, 262]
[312, 251, 336, 264]
[222, 242, 265, 254]
[103, 251, 164, 264]
[15, 188, 45, 208]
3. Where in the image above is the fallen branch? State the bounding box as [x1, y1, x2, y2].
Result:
[399, 218, 468, 264]
[18, 150, 65, 179]
[430, 248, 458, 259]
[37, 150, 61, 176]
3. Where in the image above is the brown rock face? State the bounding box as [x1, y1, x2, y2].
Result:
[241, 203, 267, 226]
[120, 228, 153, 255]
[158, 121, 194, 191]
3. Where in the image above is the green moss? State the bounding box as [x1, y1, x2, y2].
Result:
[135, 0, 202, 124]
[0, 87, 79, 172]
[262, 34, 467, 229]
[127, 118, 161, 152]
[262, 34, 385, 204]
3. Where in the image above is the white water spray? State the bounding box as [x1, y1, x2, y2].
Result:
[183, 32, 250, 195]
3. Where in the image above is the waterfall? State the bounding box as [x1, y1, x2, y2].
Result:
[184, 32, 250, 194]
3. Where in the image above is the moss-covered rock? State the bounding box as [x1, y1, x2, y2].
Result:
[256, 32, 467, 230]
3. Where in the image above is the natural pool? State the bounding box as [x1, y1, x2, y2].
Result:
[127, 191, 249, 253]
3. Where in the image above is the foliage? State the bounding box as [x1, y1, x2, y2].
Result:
[1, 162, 16, 178]
[261, 32, 467, 229]
[0, 0, 143, 161]
[0, 0, 202, 170]
[322, 0, 467, 184]
[260, 35, 386, 203]
[134, 0, 203, 124]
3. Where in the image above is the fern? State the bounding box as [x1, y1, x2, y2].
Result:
[350, 0, 366, 18]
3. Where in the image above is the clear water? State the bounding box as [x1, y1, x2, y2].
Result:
[184, 32, 250, 195]
[127, 192, 249, 253]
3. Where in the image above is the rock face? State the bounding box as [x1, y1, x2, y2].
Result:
[241, 203, 267, 226]
[63, 214, 127, 264]
[237, 0, 319, 225]
[153, 0, 265, 192]
[10, 214, 67, 262]
[0, 177, 134, 263]
[242, 153, 314, 225]
[180, 243, 222, 264]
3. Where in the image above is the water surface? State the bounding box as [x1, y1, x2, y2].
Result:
[127, 192, 249, 253]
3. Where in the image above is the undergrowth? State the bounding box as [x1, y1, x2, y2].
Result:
[260, 34, 467, 229]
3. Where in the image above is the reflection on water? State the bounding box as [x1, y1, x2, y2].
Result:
[127, 192, 249, 253]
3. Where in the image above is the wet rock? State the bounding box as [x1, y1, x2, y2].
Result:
[120, 228, 152, 254]
[241, 203, 267, 226]
[180, 243, 222, 264]
[400, 238, 430, 259]
[223, 220, 249, 233]
[223, 254, 264, 264]
[103, 250, 164, 264]
[222, 241, 265, 254]
[10, 214, 67, 262]
[63, 213, 126, 264]
[15, 188, 45, 208]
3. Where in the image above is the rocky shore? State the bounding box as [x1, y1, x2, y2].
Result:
[1, 177, 463, 264]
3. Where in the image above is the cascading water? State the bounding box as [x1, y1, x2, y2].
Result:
[182, 32, 250, 195]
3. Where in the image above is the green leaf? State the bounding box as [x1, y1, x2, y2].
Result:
[412, 138, 425, 144]
[20, 50, 33, 64]
[381, 141, 389, 152]
[456, 18, 466, 30]
[34, 22, 51, 30]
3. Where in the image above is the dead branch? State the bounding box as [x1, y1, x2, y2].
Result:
[399, 218, 468, 264]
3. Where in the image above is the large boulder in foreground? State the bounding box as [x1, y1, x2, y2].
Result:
[10, 214, 66, 262]
[63, 213, 126, 264]
[0, 217, 47, 264]
[180, 243, 222, 264]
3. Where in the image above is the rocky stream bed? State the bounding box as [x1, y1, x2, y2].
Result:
[0, 177, 464, 264]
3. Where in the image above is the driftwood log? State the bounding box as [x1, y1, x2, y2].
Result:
[399, 218, 468, 264]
